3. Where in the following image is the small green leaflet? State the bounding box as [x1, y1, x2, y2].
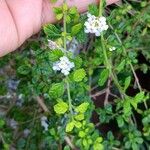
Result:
[98, 69, 109, 86]
[73, 68, 86, 82]
[71, 23, 82, 36]
[49, 83, 65, 99]
[54, 100, 68, 114]
[43, 24, 61, 39]
[124, 76, 131, 92]
[75, 102, 89, 113]
[66, 121, 74, 132]
[116, 59, 126, 73]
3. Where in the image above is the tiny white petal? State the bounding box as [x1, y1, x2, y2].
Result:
[109, 47, 116, 51]
[61, 69, 69, 76]
[95, 31, 100, 36]
[112, 47, 116, 50]
[104, 25, 109, 30]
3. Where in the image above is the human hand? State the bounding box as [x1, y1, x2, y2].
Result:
[0, 0, 118, 57]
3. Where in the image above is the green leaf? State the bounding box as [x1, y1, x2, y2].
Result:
[93, 143, 104, 150]
[69, 7, 78, 14]
[17, 138, 26, 149]
[75, 102, 89, 113]
[134, 92, 145, 103]
[131, 92, 145, 109]
[17, 65, 31, 75]
[3, 144, 9, 150]
[66, 15, 71, 23]
[98, 69, 109, 86]
[49, 128, 56, 136]
[141, 1, 147, 7]
[73, 56, 83, 69]
[83, 139, 88, 148]
[71, 23, 82, 36]
[79, 131, 86, 138]
[49, 50, 63, 61]
[49, 83, 65, 99]
[43, 24, 61, 39]
[64, 145, 71, 150]
[73, 68, 86, 82]
[123, 99, 132, 117]
[0, 118, 5, 128]
[75, 114, 84, 121]
[96, 137, 103, 143]
[116, 116, 124, 127]
[53, 7, 62, 15]
[132, 143, 138, 150]
[130, 100, 138, 110]
[124, 76, 131, 92]
[56, 14, 63, 20]
[88, 4, 99, 16]
[66, 122, 74, 132]
[63, 3, 68, 11]
[54, 100, 68, 114]
[76, 28, 87, 43]
[116, 59, 126, 73]
[125, 141, 131, 149]
[74, 121, 82, 128]
[135, 137, 143, 144]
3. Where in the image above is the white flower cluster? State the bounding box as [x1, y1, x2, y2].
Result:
[53, 56, 75, 76]
[84, 13, 108, 36]
[41, 116, 49, 131]
[109, 47, 116, 51]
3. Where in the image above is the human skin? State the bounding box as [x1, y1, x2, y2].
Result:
[0, 0, 118, 57]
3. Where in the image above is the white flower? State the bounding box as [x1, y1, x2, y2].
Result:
[109, 47, 116, 51]
[84, 13, 108, 36]
[52, 56, 75, 76]
[41, 116, 49, 131]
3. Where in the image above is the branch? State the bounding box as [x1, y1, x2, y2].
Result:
[104, 77, 112, 106]
[36, 96, 49, 113]
[90, 88, 107, 99]
[64, 136, 76, 150]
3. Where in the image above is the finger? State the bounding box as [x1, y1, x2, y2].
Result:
[42, 0, 119, 24]
[0, 0, 118, 57]
[0, 0, 19, 57]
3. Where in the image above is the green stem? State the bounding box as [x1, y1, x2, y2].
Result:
[66, 78, 73, 119]
[101, 35, 125, 97]
[63, 3, 67, 54]
[99, 0, 104, 16]
[109, 23, 148, 109]
[63, 1, 74, 119]
[98, 0, 140, 127]
[99, 0, 125, 97]
[0, 132, 6, 145]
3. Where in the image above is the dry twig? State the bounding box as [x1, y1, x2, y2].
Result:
[36, 96, 49, 113]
